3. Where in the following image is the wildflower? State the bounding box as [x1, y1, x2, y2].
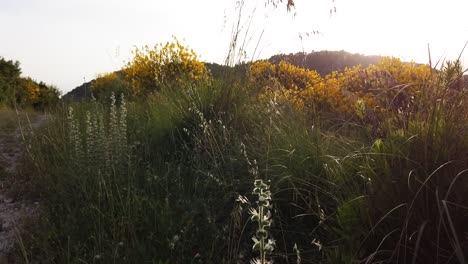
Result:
[311, 238, 322, 251]
[250, 179, 274, 264]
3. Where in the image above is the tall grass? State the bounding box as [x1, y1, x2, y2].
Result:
[11, 59, 468, 264]
[356, 60, 468, 264]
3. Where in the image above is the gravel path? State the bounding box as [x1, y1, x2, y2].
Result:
[0, 114, 48, 263]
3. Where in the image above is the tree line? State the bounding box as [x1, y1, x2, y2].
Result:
[0, 56, 60, 110]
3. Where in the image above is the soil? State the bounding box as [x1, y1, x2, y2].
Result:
[0, 114, 48, 263]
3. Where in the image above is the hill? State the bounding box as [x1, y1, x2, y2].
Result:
[62, 50, 409, 100]
[268, 50, 385, 76]
[61, 80, 93, 101]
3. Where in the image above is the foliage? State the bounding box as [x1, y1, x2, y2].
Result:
[249, 60, 355, 114]
[249, 179, 275, 264]
[17, 77, 41, 105]
[32, 81, 61, 110]
[269, 50, 384, 76]
[0, 56, 60, 110]
[0, 57, 21, 106]
[12, 51, 468, 264]
[341, 57, 432, 113]
[91, 72, 131, 100]
[85, 38, 210, 100]
[249, 57, 434, 119]
[124, 37, 210, 95]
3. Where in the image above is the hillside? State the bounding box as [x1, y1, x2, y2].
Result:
[11, 40, 468, 263]
[62, 80, 93, 101]
[63, 50, 385, 100]
[268, 50, 385, 76]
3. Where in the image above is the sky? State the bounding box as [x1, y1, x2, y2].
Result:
[1, 0, 467, 93]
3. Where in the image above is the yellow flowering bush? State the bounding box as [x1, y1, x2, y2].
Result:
[16, 77, 49, 107]
[125, 37, 210, 95]
[249, 57, 433, 117]
[91, 72, 130, 99]
[302, 73, 357, 113]
[340, 57, 432, 113]
[249, 60, 356, 114]
[249, 60, 322, 91]
[20, 78, 40, 104]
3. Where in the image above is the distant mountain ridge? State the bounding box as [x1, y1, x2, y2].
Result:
[61, 50, 413, 100]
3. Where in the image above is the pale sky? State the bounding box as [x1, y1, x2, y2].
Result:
[1, 0, 467, 93]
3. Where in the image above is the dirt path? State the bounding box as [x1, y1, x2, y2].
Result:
[0, 113, 48, 262]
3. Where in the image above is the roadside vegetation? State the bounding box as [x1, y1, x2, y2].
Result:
[0, 57, 60, 111]
[2, 38, 467, 263]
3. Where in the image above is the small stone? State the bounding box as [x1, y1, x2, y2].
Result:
[3, 198, 13, 204]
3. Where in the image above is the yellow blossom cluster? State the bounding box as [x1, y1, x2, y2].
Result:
[249, 60, 355, 113]
[340, 57, 432, 112]
[124, 37, 210, 95]
[249, 57, 432, 116]
[19, 78, 40, 103]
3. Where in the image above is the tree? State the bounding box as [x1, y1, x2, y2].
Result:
[0, 57, 21, 79]
[17, 77, 40, 106]
[0, 56, 60, 110]
[34, 82, 61, 110]
[0, 57, 22, 106]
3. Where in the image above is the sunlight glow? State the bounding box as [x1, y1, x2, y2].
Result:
[0, 0, 467, 92]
